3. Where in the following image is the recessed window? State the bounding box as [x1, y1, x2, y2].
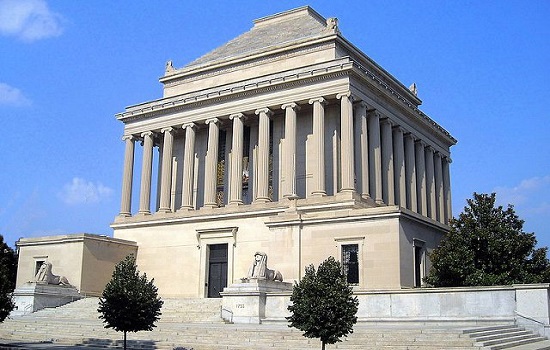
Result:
[342, 244, 359, 284]
[413, 240, 425, 287]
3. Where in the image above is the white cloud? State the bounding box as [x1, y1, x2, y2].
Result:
[0, 82, 31, 106]
[58, 177, 114, 205]
[494, 175, 550, 207]
[0, 0, 64, 42]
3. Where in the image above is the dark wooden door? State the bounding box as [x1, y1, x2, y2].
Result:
[207, 244, 228, 298]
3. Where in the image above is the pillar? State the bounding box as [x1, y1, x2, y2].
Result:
[337, 92, 355, 193]
[368, 110, 383, 205]
[138, 131, 154, 215]
[425, 146, 436, 219]
[354, 102, 369, 199]
[119, 135, 135, 217]
[309, 97, 326, 196]
[158, 127, 174, 213]
[180, 123, 196, 210]
[381, 118, 394, 205]
[229, 113, 245, 205]
[255, 108, 272, 203]
[393, 127, 406, 208]
[282, 102, 299, 197]
[415, 140, 427, 216]
[404, 133, 417, 212]
[203, 118, 220, 208]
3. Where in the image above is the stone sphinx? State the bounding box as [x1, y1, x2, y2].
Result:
[35, 262, 72, 287]
[246, 252, 283, 282]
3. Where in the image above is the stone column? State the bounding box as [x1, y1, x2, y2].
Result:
[119, 135, 135, 217]
[158, 127, 174, 213]
[380, 119, 395, 205]
[404, 133, 417, 212]
[337, 92, 355, 193]
[180, 123, 196, 210]
[354, 102, 369, 199]
[368, 110, 383, 205]
[254, 108, 272, 203]
[393, 126, 406, 208]
[425, 146, 436, 220]
[229, 113, 245, 205]
[415, 140, 427, 216]
[309, 97, 326, 197]
[443, 157, 452, 224]
[138, 131, 154, 215]
[434, 152, 444, 223]
[282, 102, 299, 197]
[203, 118, 220, 209]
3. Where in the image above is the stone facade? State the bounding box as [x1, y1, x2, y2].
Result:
[110, 6, 456, 298]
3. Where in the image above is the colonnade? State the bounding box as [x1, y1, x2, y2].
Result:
[118, 92, 452, 224]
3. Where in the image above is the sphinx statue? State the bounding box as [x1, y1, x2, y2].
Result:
[246, 252, 283, 282]
[35, 262, 72, 287]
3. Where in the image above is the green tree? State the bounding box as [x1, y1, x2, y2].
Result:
[287, 256, 359, 350]
[425, 192, 550, 287]
[98, 255, 163, 350]
[0, 235, 17, 322]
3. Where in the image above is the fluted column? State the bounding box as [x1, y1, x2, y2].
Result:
[393, 127, 406, 208]
[309, 97, 326, 196]
[255, 108, 272, 203]
[404, 133, 417, 212]
[282, 102, 299, 197]
[229, 113, 245, 205]
[337, 92, 355, 193]
[158, 127, 174, 213]
[180, 123, 196, 210]
[434, 152, 444, 223]
[415, 140, 427, 216]
[381, 119, 395, 205]
[443, 157, 452, 224]
[354, 102, 369, 199]
[368, 110, 383, 204]
[119, 135, 135, 217]
[203, 118, 220, 208]
[425, 146, 436, 219]
[138, 131, 154, 215]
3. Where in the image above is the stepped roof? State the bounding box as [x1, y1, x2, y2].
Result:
[185, 6, 332, 69]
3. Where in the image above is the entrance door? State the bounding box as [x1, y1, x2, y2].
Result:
[207, 244, 228, 298]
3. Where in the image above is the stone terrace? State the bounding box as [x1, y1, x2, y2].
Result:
[1, 298, 550, 349]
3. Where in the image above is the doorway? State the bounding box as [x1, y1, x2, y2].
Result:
[207, 244, 228, 298]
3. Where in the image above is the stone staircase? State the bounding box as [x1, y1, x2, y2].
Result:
[0, 298, 549, 349]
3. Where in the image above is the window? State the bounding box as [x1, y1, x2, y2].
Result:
[342, 244, 359, 284]
[413, 240, 425, 288]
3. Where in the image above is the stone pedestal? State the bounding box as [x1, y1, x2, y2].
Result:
[220, 279, 292, 324]
[10, 283, 82, 317]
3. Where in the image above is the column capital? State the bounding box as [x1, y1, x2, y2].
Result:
[161, 126, 174, 133]
[140, 131, 153, 138]
[425, 145, 435, 153]
[415, 139, 427, 147]
[254, 107, 273, 116]
[404, 132, 416, 140]
[308, 97, 326, 105]
[182, 122, 196, 130]
[122, 134, 135, 141]
[229, 112, 245, 121]
[336, 91, 354, 101]
[367, 109, 383, 118]
[380, 117, 393, 126]
[353, 100, 368, 110]
[281, 102, 301, 111]
[205, 117, 220, 125]
[392, 125, 406, 133]
[443, 156, 453, 164]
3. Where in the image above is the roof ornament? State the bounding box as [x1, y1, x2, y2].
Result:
[165, 60, 175, 74]
[325, 17, 340, 34]
[409, 82, 418, 96]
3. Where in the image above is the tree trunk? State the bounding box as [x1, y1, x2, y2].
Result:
[124, 331, 127, 350]
[321, 341, 325, 350]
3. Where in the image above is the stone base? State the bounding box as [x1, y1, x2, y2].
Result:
[220, 279, 293, 324]
[10, 283, 82, 317]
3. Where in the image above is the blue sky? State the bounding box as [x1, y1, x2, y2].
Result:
[0, 0, 548, 249]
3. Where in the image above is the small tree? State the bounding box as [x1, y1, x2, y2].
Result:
[0, 235, 17, 322]
[425, 192, 550, 287]
[287, 256, 358, 350]
[98, 255, 163, 350]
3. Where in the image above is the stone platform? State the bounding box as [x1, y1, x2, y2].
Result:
[10, 283, 82, 317]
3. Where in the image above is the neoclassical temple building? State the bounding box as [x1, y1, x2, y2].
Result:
[16, 6, 455, 299]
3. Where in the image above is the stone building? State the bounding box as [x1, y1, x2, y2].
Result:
[16, 6, 455, 298]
